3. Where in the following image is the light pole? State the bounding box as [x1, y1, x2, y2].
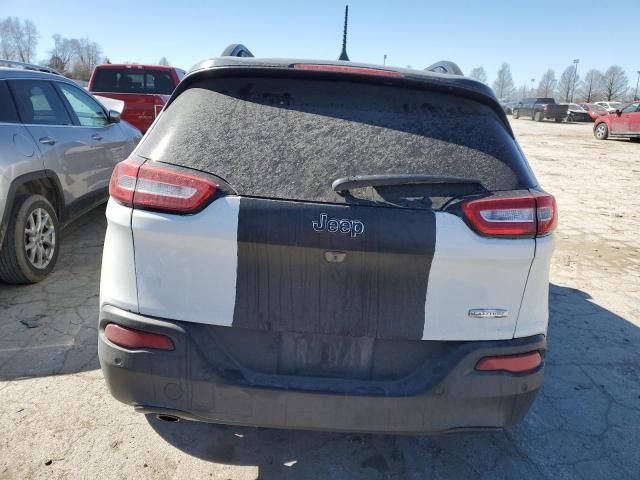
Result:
[571, 59, 579, 102]
[530, 78, 535, 96]
[383, 54, 387, 66]
[634, 70, 640, 101]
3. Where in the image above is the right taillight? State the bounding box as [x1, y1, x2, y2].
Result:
[109, 158, 217, 214]
[462, 192, 557, 238]
[475, 351, 542, 374]
[533, 193, 557, 236]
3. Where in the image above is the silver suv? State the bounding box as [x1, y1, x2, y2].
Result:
[0, 61, 141, 284]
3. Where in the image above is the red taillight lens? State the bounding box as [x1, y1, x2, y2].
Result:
[293, 64, 403, 78]
[109, 158, 217, 213]
[109, 157, 143, 206]
[534, 193, 558, 236]
[462, 193, 557, 238]
[475, 351, 542, 374]
[462, 195, 536, 237]
[104, 323, 174, 350]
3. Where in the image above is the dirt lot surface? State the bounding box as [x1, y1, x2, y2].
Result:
[1, 119, 639, 479]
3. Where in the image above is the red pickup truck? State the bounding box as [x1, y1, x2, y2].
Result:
[88, 64, 185, 133]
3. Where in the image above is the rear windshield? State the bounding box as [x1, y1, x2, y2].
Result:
[92, 68, 175, 94]
[137, 76, 537, 203]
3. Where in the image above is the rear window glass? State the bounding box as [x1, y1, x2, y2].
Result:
[138, 77, 536, 203]
[92, 68, 175, 94]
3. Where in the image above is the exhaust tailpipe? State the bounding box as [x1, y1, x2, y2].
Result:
[156, 414, 180, 423]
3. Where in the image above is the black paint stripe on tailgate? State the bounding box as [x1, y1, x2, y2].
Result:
[233, 198, 436, 340]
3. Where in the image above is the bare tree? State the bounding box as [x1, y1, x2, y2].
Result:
[47, 34, 75, 73]
[578, 69, 605, 103]
[517, 83, 529, 100]
[470, 67, 487, 84]
[492, 63, 515, 99]
[536, 69, 557, 97]
[71, 37, 103, 80]
[0, 17, 38, 63]
[602, 66, 628, 101]
[556, 66, 577, 102]
[0, 18, 16, 59]
[158, 56, 170, 66]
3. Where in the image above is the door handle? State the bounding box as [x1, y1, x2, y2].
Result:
[91, 134, 103, 141]
[39, 137, 56, 146]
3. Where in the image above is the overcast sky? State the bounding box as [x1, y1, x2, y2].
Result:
[2, 0, 639, 88]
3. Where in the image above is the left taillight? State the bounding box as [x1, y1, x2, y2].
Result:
[461, 192, 557, 238]
[109, 158, 217, 214]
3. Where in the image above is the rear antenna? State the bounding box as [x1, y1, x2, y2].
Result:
[338, 5, 350, 61]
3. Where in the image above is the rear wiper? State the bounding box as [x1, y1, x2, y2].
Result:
[332, 174, 482, 195]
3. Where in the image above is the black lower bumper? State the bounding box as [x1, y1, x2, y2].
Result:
[98, 305, 546, 434]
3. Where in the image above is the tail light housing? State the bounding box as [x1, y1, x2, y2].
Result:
[475, 351, 542, 374]
[461, 193, 557, 238]
[104, 323, 174, 350]
[109, 158, 217, 214]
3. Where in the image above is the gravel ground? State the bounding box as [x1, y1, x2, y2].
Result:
[1, 119, 639, 480]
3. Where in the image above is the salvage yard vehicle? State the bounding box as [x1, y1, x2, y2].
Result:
[564, 103, 592, 122]
[593, 102, 640, 141]
[513, 97, 568, 122]
[594, 101, 622, 112]
[98, 46, 557, 434]
[88, 64, 185, 134]
[580, 103, 609, 121]
[0, 61, 141, 283]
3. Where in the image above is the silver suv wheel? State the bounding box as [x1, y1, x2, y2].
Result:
[24, 207, 56, 269]
[0, 194, 60, 284]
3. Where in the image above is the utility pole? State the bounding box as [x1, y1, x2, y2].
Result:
[634, 70, 640, 101]
[530, 78, 535, 96]
[571, 59, 579, 102]
[383, 54, 387, 66]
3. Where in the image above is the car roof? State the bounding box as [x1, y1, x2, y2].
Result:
[0, 67, 78, 85]
[94, 64, 178, 71]
[183, 56, 499, 105]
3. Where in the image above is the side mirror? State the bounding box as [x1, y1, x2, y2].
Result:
[108, 110, 121, 123]
[615, 109, 622, 116]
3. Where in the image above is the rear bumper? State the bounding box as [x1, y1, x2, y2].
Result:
[98, 305, 546, 434]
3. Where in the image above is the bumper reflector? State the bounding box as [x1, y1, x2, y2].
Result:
[475, 351, 542, 374]
[104, 323, 174, 351]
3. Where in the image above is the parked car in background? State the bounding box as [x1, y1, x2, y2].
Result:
[580, 103, 609, 121]
[563, 103, 592, 122]
[0, 61, 141, 283]
[88, 64, 185, 133]
[99, 48, 556, 434]
[501, 100, 517, 115]
[594, 101, 623, 112]
[513, 97, 568, 122]
[593, 102, 640, 141]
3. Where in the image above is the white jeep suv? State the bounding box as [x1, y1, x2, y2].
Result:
[98, 52, 556, 433]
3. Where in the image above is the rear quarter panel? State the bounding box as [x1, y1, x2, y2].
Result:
[422, 213, 534, 340]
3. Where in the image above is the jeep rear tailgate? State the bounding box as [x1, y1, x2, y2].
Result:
[132, 73, 538, 341]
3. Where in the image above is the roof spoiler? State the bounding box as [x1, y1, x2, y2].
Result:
[220, 44, 254, 58]
[424, 61, 463, 76]
[0, 59, 61, 75]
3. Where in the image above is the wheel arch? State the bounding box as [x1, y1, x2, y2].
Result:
[0, 170, 65, 251]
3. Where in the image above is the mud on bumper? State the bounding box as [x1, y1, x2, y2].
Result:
[98, 305, 546, 434]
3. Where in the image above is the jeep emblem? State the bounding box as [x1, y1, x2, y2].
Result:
[312, 213, 364, 238]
